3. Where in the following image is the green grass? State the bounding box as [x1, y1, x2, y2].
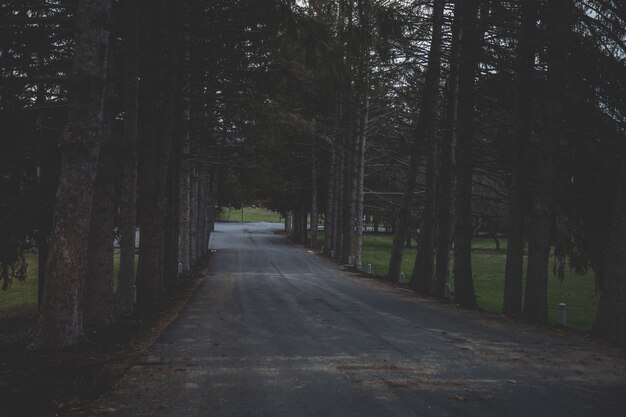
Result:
[217, 206, 282, 223]
[315, 231, 598, 331]
[0, 254, 39, 321]
[0, 253, 136, 322]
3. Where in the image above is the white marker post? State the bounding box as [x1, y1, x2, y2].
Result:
[558, 303, 566, 326]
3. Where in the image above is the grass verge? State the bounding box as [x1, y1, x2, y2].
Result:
[314, 232, 598, 331]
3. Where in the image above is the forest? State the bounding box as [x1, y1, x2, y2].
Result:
[1, 0, 625, 354]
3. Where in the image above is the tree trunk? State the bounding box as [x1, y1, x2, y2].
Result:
[83, 36, 117, 328]
[523, 0, 570, 324]
[387, 156, 418, 282]
[189, 167, 199, 265]
[178, 139, 191, 272]
[136, 0, 183, 309]
[115, 0, 139, 317]
[32, 0, 112, 348]
[453, 0, 480, 309]
[352, 0, 370, 269]
[163, 123, 182, 290]
[84, 130, 115, 328]
[36, 143, 59, 313]
[324, 141, 335, 254]
[342, 130, 355, 263]
[409, 0, 446, 295]
[503, 0, 539, 317]
[594, 162, 626, 347]
[178, 10, 192, 273]
[311, 134, 319, 249]
[354, 97, 368, 268]
[433, 0, 461, 300]
[334, 131, 345, 259]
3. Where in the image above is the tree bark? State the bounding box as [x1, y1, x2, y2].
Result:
[334, 127, 345, 259]
[352, 0, 370, 269]
[409, 0, 446, 295]
[503, 0, 539, 317]
[32, 0, 112, 348]
[387, 157, 418, 282]
[164, 121, 182, 290]
[594, 162, 626, 347]
[178, 133, 191, 272]
[311, 133, 319, 249]
[324, 141, 335, 254]
[342, 129, 355, 263]
[189, 167, 199, 265]
[523, 0, 570, 324]
[453, 0, 480, 309]
[433, 0, 461, 300]
[115, 0, 139, 317]
[354, 96, 368, 268]
[178, 5, 192, 273]
[83, 34, 117, 328]
[136, 0, 183, 309]
[83, 132, 115, 328]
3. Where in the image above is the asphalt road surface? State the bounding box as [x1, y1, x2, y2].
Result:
[73, 222, 626, 417]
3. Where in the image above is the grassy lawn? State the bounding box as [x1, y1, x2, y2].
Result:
[0, 254, 39, 322]
[315, 232, 598, 331]
[0, 253, 133, 323]
[217, 206, 282, 223]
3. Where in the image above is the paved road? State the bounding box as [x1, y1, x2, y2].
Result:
[74, 223, 626, 417]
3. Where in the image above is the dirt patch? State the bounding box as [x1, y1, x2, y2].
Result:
[0, 257, 210, 417]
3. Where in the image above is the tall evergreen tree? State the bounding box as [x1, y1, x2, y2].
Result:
[32, 0, 113, 348]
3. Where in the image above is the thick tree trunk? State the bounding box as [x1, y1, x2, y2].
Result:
[194, 172, 208, 257]
[352, 0, 370, 269]
[292, 205, 300, 242]
[83, 40, 117, 328]
[189, 168, 199, 265]
[348, 134, 358, 265]
[34, 81, 60, 312]
[32, 0, 112, 348]
[115, 0, 139, 317]
[136, 0, 183, 309]
[503, 0, 539, 317]
[387, 158, 418, 282]
[342, 131, 355, 263]
[311, 134, 319, 249]
[178, 13, 192, 273]
[208, 173, 218, 235]
[301, 207, 309, 245]
[453, 0, 479, 309]
[164, 128, 182, 290]
[84, 132, 115, 328]
[594, 162, 626, 347]
[324, 142, 335, 254]
[354, 96, 367, 268]
[36, 142, 59, 312]
[334, 134, 345, 259]
[161, 0, 184, 290]
[409, 0, 445, 295]
[523, 0, 570, 324]
[285, 211, 293, 234]
[199, 172, 209, 258]
[178, 134, 191, 272]
[433, 0, 461, 300]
